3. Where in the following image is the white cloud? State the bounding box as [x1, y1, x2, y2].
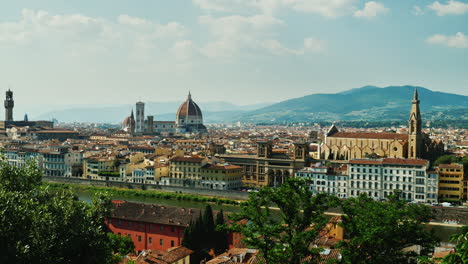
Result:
[192, 0, 358, 18]
[412, 5, 425, 16]
[287, 0, 357, 18]
[172, 40, 194, 60]
[354, 1, 389, 19]
[0, 9, 188, 62]
[198, 14, 283, 57]
[428, 0, 468, 16]
[426, 32, 468, 48]
[303, 37, 326, 52]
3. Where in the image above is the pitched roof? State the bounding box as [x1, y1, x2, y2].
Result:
[349, 158, 428, 166]
[110, 201, 202, 226]
[170, 156, 206, 163]
[329, 132, 408, 140]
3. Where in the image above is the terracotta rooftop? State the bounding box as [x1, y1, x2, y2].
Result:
[438, 163, 463, 169]
[329, 131, 408, 140]
[110, 201, 203, 227]
[205, 164, 242, 170]
[170, 156, 206, 163]
[349, 158, 428, 166]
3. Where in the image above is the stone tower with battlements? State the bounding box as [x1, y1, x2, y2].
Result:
[4, 89, 14, 121]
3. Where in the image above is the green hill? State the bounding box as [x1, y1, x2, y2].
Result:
[239, 85, 468, 122]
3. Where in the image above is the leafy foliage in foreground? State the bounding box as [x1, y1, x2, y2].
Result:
[225, 178, 338, 264]
[0, 159, 132, 264]
[338, 193, 438, 264]
[443, 226, 468, 264]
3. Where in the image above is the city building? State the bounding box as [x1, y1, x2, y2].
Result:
[200, 164, 243, 190]
[107, 201, 233, 252]
[121, 92, 207, 135]
[220, 141, 309, 188]
[347, 158, 435, 203]
[295, 164, 348, 199]
[0, 89, 54, 129]
[162, 156, 208, 187]
[83, 155, 119, 181]
[437, 163, 464, 201]
[320, 90, 444, 161]
[175, 92, 207, 134]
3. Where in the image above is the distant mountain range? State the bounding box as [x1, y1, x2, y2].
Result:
[238, 85, 468, 123]
[30, 85, 467, 124]
[31, 101, 271, 123]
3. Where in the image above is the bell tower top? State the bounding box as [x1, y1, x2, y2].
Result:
[408, 88, 421, 135]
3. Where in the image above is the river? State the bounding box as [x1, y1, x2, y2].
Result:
[75, 190, 460, 243]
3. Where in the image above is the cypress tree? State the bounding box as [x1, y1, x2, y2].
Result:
[214, 210, 229, 254]
[203, 205, 215, 234]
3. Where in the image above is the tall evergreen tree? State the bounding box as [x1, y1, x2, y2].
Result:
[215, 209, 228, 254]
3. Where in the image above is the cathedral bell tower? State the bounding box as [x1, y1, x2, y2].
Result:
[4, 89, 14, 122]
[408, 89, 422, 159]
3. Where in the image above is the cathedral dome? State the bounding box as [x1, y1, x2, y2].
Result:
[175, 92, 206, 133]
[122, 110, 135, 133]
[176, 92, 203, 119]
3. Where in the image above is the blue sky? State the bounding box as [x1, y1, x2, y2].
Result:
[0, 0, 467, 109]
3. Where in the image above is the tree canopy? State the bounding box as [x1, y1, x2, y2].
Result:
[182, 204, 229, 263]
[225, 178, 337, 264]
[338, 193, 438, 264]
[0, 158, 132, 264]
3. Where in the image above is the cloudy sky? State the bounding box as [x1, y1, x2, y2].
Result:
[1, 0, 467, 108]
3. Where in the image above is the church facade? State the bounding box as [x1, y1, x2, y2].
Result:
[122, 92, 207, 135]
[320, 89, 444, 161]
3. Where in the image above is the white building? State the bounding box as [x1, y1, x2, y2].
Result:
[295, 164, 348, 198]
[348, 158, 435, 203]
[297, 158, 437, 203]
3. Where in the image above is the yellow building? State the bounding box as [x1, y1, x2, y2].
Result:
[166, 156, 208, 187]
[83, 156, 119, 181]
[438, 163, 464, 201]
[200, 164, 243, 190]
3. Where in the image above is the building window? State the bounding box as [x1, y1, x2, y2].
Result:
[171, 227, 175, 232]
[171, 240, 175, 247]
[160, 239, 164, 246]
[149, 237, 152, 244]
[160, 225, 164, 231]
[138, 236, 142, 242]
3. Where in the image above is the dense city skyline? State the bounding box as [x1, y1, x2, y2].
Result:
[1, 0, 468, 108]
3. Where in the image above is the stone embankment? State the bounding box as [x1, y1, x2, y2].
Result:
[43, 176, 468, 225]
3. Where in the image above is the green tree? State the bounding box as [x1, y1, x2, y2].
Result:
[214, 210, 229, 254]
[0, 159, 120, 264]
[443, 226, 468, 264]
[108, 233, 135, 256]
[225, 178, 336, 264]
[338, 193, 438, 264]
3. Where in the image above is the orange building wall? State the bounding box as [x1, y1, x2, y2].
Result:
[107, 218, 185, 252]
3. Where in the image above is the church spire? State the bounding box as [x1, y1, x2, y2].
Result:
[413, 88, 419, 101]
[188, 91, 192, 100]
[408, 88, 422, 159]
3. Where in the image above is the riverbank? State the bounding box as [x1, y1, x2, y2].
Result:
[44, 182, 244, 206]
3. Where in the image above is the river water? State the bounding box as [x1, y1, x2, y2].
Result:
[75, 190, 460, 243]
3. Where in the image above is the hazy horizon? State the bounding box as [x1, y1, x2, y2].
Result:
[1, 0, 468, 108]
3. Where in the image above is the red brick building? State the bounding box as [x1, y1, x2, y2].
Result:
[107, 201, 202, 252]
[107, 201, 241, 252]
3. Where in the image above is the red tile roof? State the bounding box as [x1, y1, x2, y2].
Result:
[329, 132, 408, 140]
[170, 156, 206, 163]
[349, 158, 428, 166]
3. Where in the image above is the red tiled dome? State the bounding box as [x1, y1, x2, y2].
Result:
[176, 92, 203, 118]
